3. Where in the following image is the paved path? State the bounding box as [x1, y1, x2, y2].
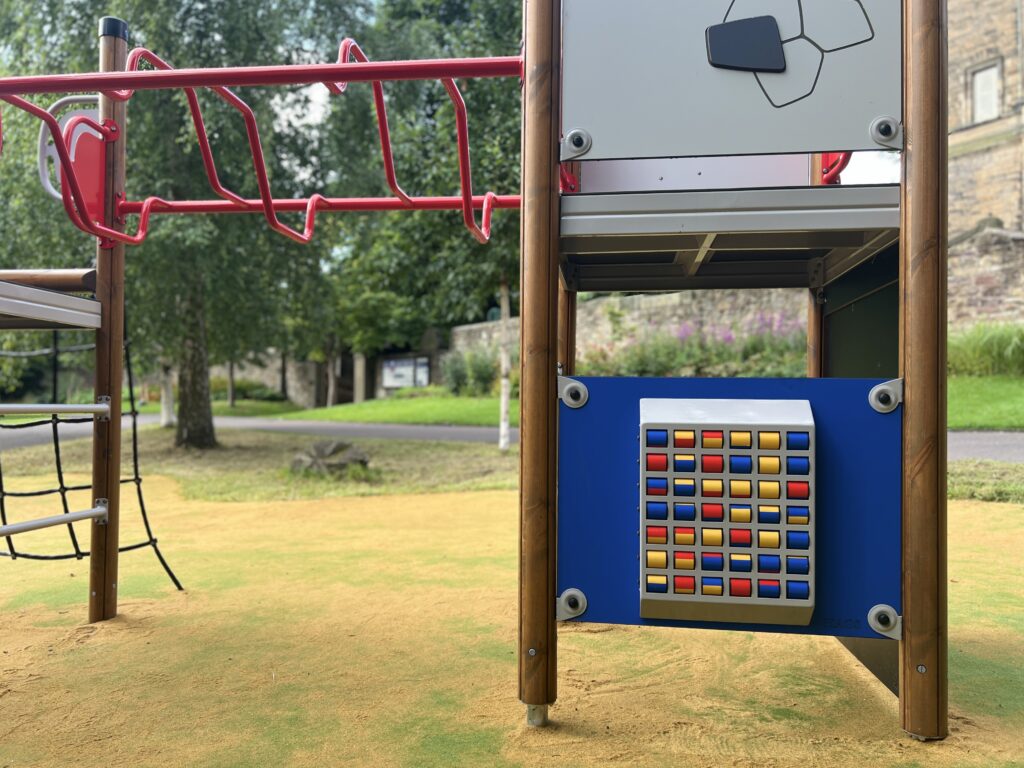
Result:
[947, 430, 1024, 462]
[2, 414, 1020, 461]
[0, 414, 518, 449]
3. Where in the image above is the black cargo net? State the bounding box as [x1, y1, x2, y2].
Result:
[0, 331, 182, 590]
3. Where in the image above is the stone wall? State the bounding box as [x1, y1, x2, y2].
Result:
[451, 289, 807, 356]
[947, 0, 1024, 236]
[948, 228, 1024, 327]
[209, 354, 323, 409]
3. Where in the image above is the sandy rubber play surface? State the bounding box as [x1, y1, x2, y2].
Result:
[0, 477, 1021, 767]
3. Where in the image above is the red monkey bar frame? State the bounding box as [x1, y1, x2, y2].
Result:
[0, 43, 523, 245]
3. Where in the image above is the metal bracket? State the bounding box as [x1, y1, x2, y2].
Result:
[867, 603, 902, 640]
[93, 499, 109, 525]
[868, 378, 903, 414]
[808, 258, 826, 304]
[96, 395, 111, 421]
[558, 377, 589, 409]
[562, 128, 592, 160]
[37, 95, 101, 203]
[556, 588, 588, 620]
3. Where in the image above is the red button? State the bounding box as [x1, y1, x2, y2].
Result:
[674, 575, 696, 593]
[701, 503, 724, 521]
[787, 481, 810, 499]
[701, 455, 724, 473]
[729, 578, 752, 597]
[729, 529, 752, 546]
[646, 453, 668, 471]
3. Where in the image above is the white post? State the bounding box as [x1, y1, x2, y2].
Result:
[499, 278, 512, 452]
[353, 353, 367, 403]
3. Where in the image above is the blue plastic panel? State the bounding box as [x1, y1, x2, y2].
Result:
[557, 377, 902, 639]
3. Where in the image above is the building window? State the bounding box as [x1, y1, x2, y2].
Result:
[971, 63, 1001, 124]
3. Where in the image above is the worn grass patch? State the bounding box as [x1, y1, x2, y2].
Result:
[136, 399, 302, 418]
[0, 427, 518, 502]
[948, 459, 1024, 503]
[287, 394, 520, 427]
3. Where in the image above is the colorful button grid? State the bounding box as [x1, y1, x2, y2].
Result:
[639, 401, 815, 625]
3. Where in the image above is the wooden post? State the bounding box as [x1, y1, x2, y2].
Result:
[557, 278, 576, 375]
[899, 0, 948, 740]
[519, 0, 560, 727]
[88, 17, 128, 623]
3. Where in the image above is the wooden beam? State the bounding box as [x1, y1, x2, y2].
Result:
[0, 269, 97, 293]
[89, 18, 128, 624]
[519, 0, 561, 726]
[899, 0, 948, 740]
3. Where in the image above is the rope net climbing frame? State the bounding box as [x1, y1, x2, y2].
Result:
[0, 331, 181, 589]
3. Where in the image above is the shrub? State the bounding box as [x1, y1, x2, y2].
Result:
[465, 347, 498, 396]
[209, 376, 285, 402]
[392, 385, 450, 400]
[576, 328, 806, 379]
[948, 324, 1024, 376]
[440, 351, 468, 394]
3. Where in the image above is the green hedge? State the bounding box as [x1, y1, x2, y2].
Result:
[948, 324, 1024, 376]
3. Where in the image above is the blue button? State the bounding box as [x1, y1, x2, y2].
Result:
[786, 556, 810, 575]
[730, 554, 753, 572]
[787, 506, 810, 523]
[786, 531, 811, 549]
[674, 455, 696, 472]
[673, 502, 696, 521]
[758, 554, 781, 573]
[758, 580, 781, 598]
[701, 553, 724, 571]
[646, 501, 668, 520]
[646, 478, 668, 495]
[787, 581, 810, 599]
[758, 508, 781, 524]
[786, 457, 810, 475]
[729, 455, 753, 473]
[647, 429, 668, 447]
[647, 578, 668, 594]
[787, 432, 810, 450]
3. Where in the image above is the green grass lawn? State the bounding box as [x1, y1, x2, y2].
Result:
[948, 376, 1024, 430]
[136, 398, 301, 418]
[287, 395, 520, 427]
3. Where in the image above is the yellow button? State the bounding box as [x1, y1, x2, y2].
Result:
[646, 550, 668, 569]
[647, 574, 668, 591]
[759, 432, 781, 450]
[759, 481, 781, 499]
[702, 479, 724, 497]
[730, 505, 752, 523]
[702, 430, 724, 449]
[730, 431, 751, 448]
[675, 528, 695, 546]
[702, 528, 723, 546]
[758, 530, 781, 548]
[730, 480, 752, 498]
[674, 430, 695, 447]
[758, 456, 781, 474]
[702, 582, 723, 596]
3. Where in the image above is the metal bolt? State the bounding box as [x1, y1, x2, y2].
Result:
[878, 121, 893, 137]
[567, 596, 580, 611]
[528, 648, 537, 657]
[571, 134, 585, 148]
[917, 664, 927, 674]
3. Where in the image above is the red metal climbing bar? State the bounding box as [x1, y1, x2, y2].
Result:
[0, 43, 523, 245]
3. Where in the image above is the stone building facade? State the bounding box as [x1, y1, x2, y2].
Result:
[948, 0, 1024, 236]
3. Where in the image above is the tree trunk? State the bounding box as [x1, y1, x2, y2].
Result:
[159, 362, 176, 428]
[280, 350, 288, 399]
[499, 277, 512, 453]
[326, 337, 339, 406]
[175, 280, 217, 448]
[227, 360, 236, 408]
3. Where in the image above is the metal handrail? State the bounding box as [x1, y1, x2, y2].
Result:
[0, 402, 109, 416]
[0, 504, 108, 538]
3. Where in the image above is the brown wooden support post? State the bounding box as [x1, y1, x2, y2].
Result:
[557, 278, 576, 376]
[519, 0, 560, 727]
[899, 0, 948, 740]
[88, 17, 129, 623]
